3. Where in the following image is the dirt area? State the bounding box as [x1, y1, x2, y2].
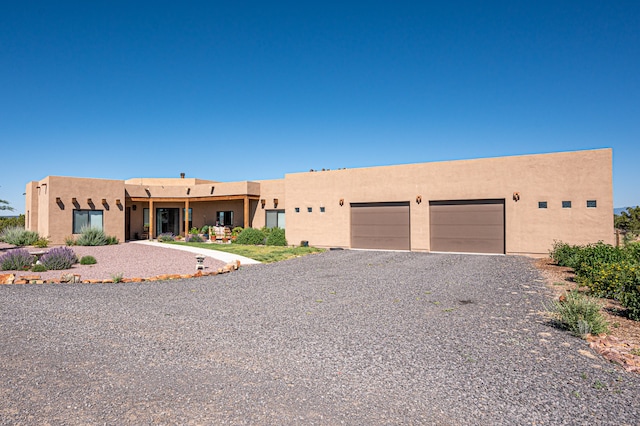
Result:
[534, 257, 640, 373]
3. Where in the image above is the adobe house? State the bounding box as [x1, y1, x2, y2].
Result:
[25, 148, 614, 256]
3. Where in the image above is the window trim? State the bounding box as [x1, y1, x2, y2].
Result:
[73, 209, 104, 234]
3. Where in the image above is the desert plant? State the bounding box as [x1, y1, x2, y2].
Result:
[106, 235, 119, 245]
[189, 227, 200, 235]
[550, 290, 608, 338]
[186, 234, 204, 243]
[0, 226, 41, 246]
[157, 233, 175, 242]
[40, 246, 78, 270]
[235, 227, 266, 245]
[265, 227, 287, 246]
[111, 272, 123, 283]
[75, 227, 108, 246]
[0, 214, 25, 234]
[80, 255, 97, 265]
[0, 249, 35, 271]
[31, 264, 47, 272]
[33, 237, 49, 248]
[65, 235, 76, 246]
[200, 225, 210, 234]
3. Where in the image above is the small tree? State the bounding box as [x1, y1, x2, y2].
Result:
[615, 206, 640, 236]
[0, 199, 14, 211]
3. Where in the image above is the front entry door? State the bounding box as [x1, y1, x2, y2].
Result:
[156, 208, 180, 236]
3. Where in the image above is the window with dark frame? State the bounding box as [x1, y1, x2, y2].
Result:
[587, 200, 597, 208]
[320, 206, 325, 213]
[266, 209, 285, 229]
[73, 210, 103, 233]
[295, 207, 300, 213]
[538, 201, 547, 209]
[216, 211, 234, 226]
[562, 201, 572, 208]
[307, 207, 312, 213]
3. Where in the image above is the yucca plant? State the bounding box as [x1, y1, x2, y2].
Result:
[0, 226, 41, 246]
[75, 227, 108, 246]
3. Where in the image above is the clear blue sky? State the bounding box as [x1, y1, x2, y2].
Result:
[1, 1, 638, 214]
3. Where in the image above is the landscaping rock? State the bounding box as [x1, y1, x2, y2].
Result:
[0, 274, 15, 284]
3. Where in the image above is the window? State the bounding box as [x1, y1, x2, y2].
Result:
[538, 201, 547, 209]
[562, 201, 572, 208]
[307, 207, 313, 213]
[216, 211, 234, 226]
[73, 210, 103, 233]
[587, 200, 597, 208]
[266, 210, 285, 229]
[320, 206, 325, 213]
[295, 207, 300, 213]
[143, 208, 149, 228]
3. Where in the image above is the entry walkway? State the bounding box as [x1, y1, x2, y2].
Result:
[131, 240, 261, 265]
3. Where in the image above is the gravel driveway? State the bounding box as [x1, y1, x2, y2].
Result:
[1, 250, 638, 425]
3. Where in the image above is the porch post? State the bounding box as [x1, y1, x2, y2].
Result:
[148, 199, 154, 239]
[244, 196, 250, 228]
[185, 198, 190, 237]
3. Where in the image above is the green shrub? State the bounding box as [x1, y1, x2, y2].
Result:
[33, 237, 49, 248]
[200, 225, 210, 234]
[106, 235, 119, 245]
[31, 264, 47, 272]
[265, 227, 287, 246]
[189, 227, 200, 235]
[235, 228, 266, 245]
[550, 291, 608, 338]
[40, 247, 78, 270]
[0, 226, 41, 246]
[232, 227, 243, 237]
[0, 249, 34, 270]
[75, 227, 108, 246]
[80, 255, 97, 265]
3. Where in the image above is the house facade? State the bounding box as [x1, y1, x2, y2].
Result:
[25, 149, 614, 256]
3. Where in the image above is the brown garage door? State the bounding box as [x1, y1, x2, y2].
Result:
[429, 199, 505, 254]
[351, 202, 410, 250]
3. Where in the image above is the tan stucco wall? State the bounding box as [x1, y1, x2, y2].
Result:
[269, 149, 613, 255]
[251, 179, 286, 229]
[28, 176, 126, 244]
[25, 149, 613, 255]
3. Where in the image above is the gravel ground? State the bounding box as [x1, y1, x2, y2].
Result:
[1, 250, 639, 425]
[2, 243, 227, 281]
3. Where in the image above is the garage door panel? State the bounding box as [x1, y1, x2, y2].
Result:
[429, 200, 504, 254]
[351, 203, 410, 250]
[430, 224, 504, 239]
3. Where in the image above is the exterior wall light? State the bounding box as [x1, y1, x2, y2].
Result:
[261, 199, 266, 208]
[273, 198, 279, 207]
[416, 195, 422, 204]
[339, 198, 344, 206]
[513, 192, 520, 202]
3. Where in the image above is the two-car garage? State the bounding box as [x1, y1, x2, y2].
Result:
[350, 199, 505, 254]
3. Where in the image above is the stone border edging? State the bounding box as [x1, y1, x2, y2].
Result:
[0, 260, 242, 285]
